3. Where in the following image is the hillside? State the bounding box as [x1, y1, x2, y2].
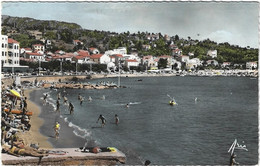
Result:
[1, 15, 258, 65]
[2, 15, 82, 31]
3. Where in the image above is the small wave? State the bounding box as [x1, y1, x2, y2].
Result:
[67, 121, 91, 139]
[115, 102, 142, 106]
[129, 102, 142, 105]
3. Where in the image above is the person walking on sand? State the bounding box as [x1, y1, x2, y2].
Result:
[96, 114, 106, 128]
[115, 114, 119, 125]
[54, 122, 60, 140]
[69, 102, 74, 115]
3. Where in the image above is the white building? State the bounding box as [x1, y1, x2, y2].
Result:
[25, 52, 45, 62]
[207, 50, 217, 58]
[7, 38, 20, 67]
[1, 35, 8, 67]
[32, 44, 45, 52]
[125, 59, 139, 69]
[90, 54, 110, 64]
[246, 62, 257, 69]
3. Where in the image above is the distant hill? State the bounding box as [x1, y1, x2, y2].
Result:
[2, 15, 82, 31]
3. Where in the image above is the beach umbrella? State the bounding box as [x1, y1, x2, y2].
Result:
[9, 89, 22, 99]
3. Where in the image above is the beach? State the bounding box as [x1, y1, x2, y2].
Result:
[16, 88, 52, 149]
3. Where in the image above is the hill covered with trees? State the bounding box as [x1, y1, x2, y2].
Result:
[1, 15, 258, 65]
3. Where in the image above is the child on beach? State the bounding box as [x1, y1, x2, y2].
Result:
[54, 122, 60, 140]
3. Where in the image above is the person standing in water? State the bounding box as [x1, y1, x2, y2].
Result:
[96, 114, 106, 127]
[78, 93, 81, 100]
[56, 100, 60, 112]
[63, 96, 68, 105]
[80, 97, 84, 106]
[115, 114, 119, 125]
[69, 102, 74, 115]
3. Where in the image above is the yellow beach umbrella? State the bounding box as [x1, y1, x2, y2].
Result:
[10, 89, 22, 99]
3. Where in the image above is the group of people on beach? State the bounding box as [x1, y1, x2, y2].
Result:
[1, 83, 49, 158]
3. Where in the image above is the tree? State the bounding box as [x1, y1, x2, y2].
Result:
[174, 35, 179, 41]
[158, 58, 168, 69]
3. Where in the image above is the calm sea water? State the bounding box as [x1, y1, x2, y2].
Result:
[45, 76, 258, 165]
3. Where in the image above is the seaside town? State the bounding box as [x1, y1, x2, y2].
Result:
[1, 14, 258, 165]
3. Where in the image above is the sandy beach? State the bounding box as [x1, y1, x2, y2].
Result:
[16, 88, 52, 149]
[15, 87, 87, 151]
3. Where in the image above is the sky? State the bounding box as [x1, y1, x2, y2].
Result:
[1, 1, 259, 48]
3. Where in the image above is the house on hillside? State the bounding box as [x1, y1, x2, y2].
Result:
[62, 53, 75, 62]
[73, 55, 91, 64]
[125, 59, 139, 69]
[110, 54, 124, 64]
[88, 48, 100, 55]
[206, 60, 219, 66]
[32, 44, 45, 52]
[73, 40, 83, 46]
[207, 50, 217, 58]
[142, 55, 155, 69]
[76, 50, 90, 57]
[25, 52, 45, 62]
[246, 61, 258, 69]
[55, 50, 65, 55]
[90, 54, 110, 64]
[221, 62, 231, 68]
[186, 58, 202, 70]
[20, 48, 32, 58]
[179, 55, 189, 63]
[172, 48, 182, 57]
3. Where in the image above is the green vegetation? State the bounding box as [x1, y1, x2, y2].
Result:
[2, 15, 258, 66]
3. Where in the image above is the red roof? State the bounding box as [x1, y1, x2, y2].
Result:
[74, 55, 88, 60]
[89, 47, 97, 51]
[90, 54, 103, 59]
[21, 48, 32, 51]
[143, 55, 153, 59]
[26, 52, 43, 56]
[115, 54, 123, 58]
[8, 38, 19, 44]
[126, 59, 138, 62]
[77, 50, 90, 57]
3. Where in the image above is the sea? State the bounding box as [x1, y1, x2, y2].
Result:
[41, 76, 258, 165]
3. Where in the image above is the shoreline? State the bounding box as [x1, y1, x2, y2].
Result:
[17, 88, 52, 149]
[29, 88, 87, 148]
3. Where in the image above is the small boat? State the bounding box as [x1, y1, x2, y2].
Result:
[169, 101, 177, 106]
